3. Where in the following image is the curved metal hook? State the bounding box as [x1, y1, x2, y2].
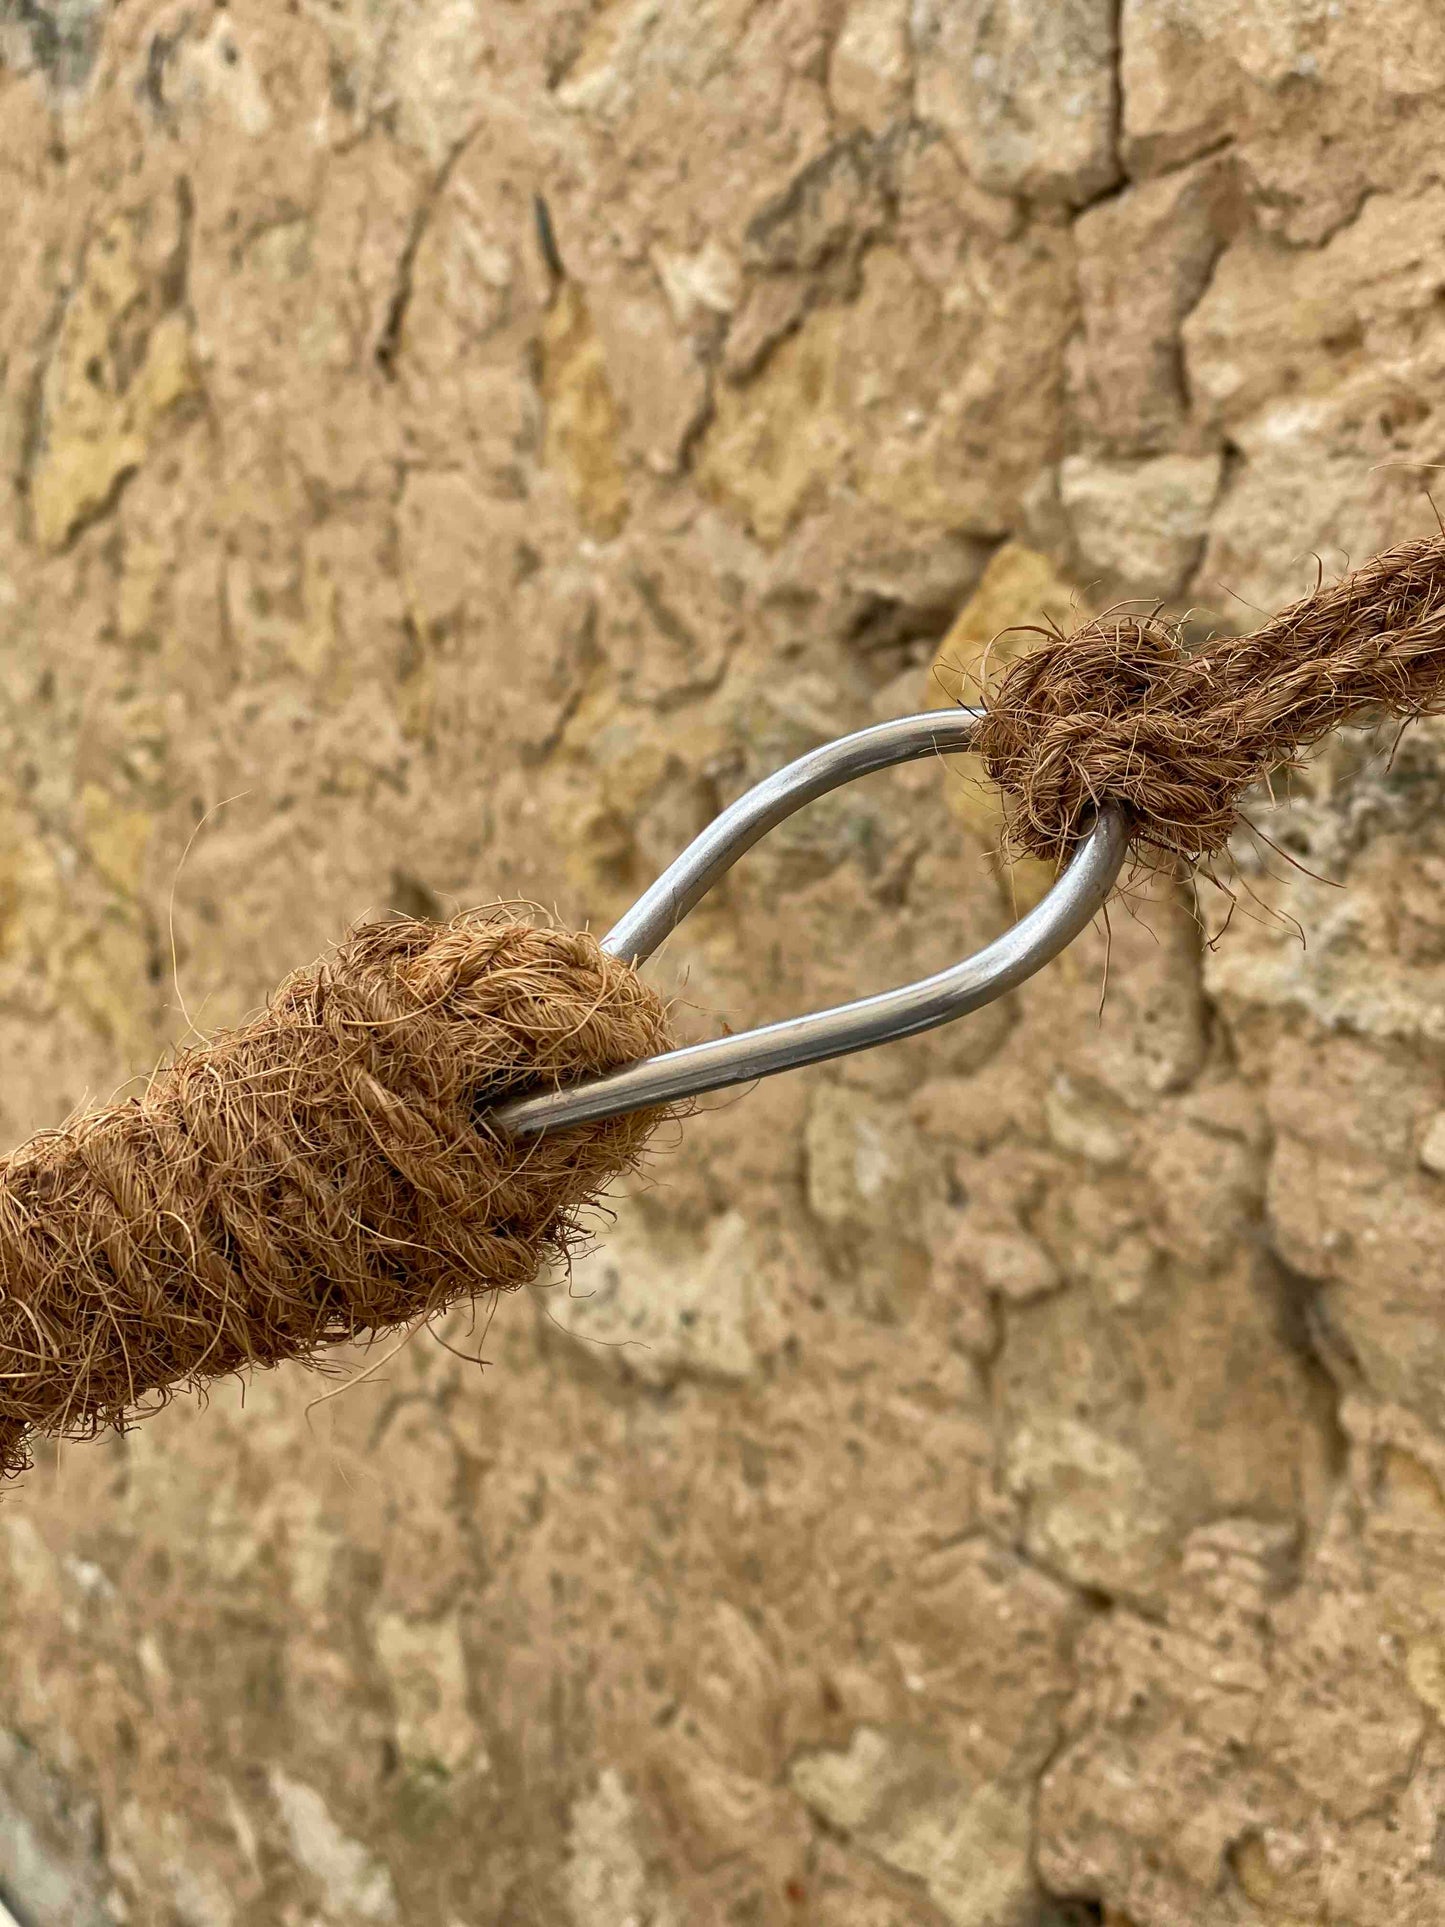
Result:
[490, 710, 1129, 1136]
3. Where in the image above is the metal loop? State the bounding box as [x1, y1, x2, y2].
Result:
[490, 711, 1129, 1136]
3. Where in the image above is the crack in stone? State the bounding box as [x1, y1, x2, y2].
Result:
[375, 135, 475, 382]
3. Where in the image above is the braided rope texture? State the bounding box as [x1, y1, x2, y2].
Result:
[975, 533, 1445, 862]
[0, 915, 672, 1477]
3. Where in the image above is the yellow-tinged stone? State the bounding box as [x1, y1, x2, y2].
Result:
[699, 252, 960, 547]
[930, 542, 1089, 704]
[540, 281, 630, 541]
[1406, 1639, 1445, 1720]
[699, 306, 851, 546]
[1381, 1444, 1445, 1518]
[133, 310, 197, 420]
[80, 783, 153, 896]
[288, 543, 340, 677]
[31, 428, 147, 553]
[554, 678, 633, 763]
[1230, 1835, 1324, 1924]
[559, 790, 634, 894]
[597, 737, 676, 817]
[117, 536, 170, 643]
[555, 792, 637, 901]
[702, 244, 1059, 544]
[29, 213, 199, 551]
[0, 815, 26, 963]
[63, 914, 155, 1054]
[396, 637, 435, 743]
[554, 698, 731, 895]
[927, 543, 1091, 903]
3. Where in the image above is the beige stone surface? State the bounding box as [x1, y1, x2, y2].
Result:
[0, 2, 1443, 1923]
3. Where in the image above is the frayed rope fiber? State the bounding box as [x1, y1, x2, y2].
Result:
[975, 532, 1445, 863]
[0, 915, 672, 1478]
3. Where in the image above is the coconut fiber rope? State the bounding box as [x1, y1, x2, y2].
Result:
[3, 530, 1445, 1477]
[0, 917, 672, 1477]
[975, 530, 1445, 862]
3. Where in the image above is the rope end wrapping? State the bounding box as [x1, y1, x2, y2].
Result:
[0, 914, 674, 1479]
[974, 533, 1445, 865]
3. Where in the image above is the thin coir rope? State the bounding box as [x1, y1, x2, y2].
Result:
[3, 531, 1445, 1477]
[974, 532, 1445, 862]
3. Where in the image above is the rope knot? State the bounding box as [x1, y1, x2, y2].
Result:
[973, 534, 1445, 864]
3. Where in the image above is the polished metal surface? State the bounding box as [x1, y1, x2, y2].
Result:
[489, 711, 1128, 1136]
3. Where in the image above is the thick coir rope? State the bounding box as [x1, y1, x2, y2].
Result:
[0, 915, 672, 1477]
[974, 531, 1445, 862]
[5, 531, 1445, 1477]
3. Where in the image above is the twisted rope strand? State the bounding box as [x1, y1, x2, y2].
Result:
[0, 915, 672, 1478]
[974, 534, 1445, 861]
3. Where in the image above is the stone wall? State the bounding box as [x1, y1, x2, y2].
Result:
[1, 2, 1444, 1922]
